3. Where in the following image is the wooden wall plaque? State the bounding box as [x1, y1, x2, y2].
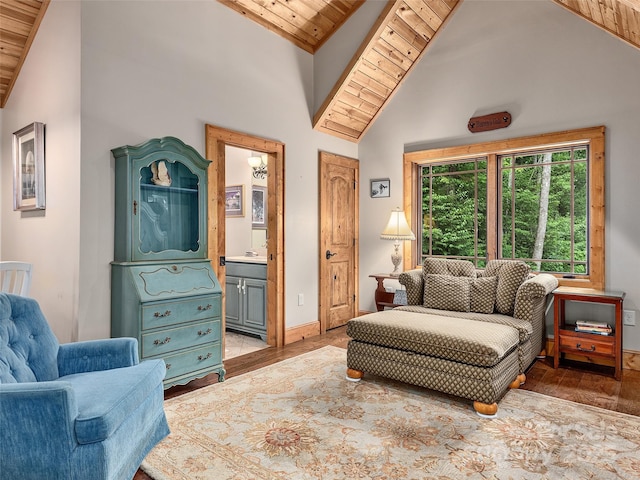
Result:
[468, 111, 511, 133]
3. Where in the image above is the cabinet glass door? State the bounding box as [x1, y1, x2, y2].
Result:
[135, 159, 200, 259]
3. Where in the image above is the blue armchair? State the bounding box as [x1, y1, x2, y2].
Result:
[0, 293, 169, 479]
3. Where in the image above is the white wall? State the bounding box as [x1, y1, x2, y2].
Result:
[358, 0, 640, 350]
[0, 1, 81, 342]
[225, 146, 268, 257]
[77, 1, 357, 339]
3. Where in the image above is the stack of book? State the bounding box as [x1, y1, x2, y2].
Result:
[575, 320, 612, 335]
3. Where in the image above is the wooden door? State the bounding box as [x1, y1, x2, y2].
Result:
[319, 152, 359, 331]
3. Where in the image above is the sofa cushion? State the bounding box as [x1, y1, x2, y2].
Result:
[470, 276, 497, 314]
[61, 359, 166, 444]
[347, 310, 519, 367]
[395, 305, 533, 343]
[485, 260, 530, 315]
[423, 274, 470, 312]
[423, 258, 476, 277]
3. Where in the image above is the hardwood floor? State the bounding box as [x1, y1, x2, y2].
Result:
[134, 326, 640, 479]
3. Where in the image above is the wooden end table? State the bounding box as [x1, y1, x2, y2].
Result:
[369, 273, 403, 311]
[553, 287, 625, 380]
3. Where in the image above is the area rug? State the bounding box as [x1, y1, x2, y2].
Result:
[142, 346, 640, 479]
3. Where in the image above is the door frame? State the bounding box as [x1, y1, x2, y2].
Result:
[318, 151, 359, 333]
[205, 124, 285, 347]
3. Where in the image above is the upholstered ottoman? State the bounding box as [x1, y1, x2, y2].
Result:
[346, 310, 525, 416]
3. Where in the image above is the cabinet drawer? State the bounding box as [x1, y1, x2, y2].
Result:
[142, 295, 221, 329]
[142, 319, 220, 357]
[162, 343, 222, 382]
[558, 333, 614, 356]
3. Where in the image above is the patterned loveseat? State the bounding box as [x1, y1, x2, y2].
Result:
[346, 258, 558, 416]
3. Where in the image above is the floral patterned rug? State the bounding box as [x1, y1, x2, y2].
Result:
[142, 346, 640, 479]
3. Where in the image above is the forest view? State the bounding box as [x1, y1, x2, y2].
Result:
[421, 146, 588, 274]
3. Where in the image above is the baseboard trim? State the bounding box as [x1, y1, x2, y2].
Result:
[284, 321, 320, 345]
[545, 338, 640, 372]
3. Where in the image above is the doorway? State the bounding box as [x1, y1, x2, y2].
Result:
[318, 151, 359, 332]
[205, 125, 285, 351]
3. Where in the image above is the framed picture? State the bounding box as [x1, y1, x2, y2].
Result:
[252, 186, 267, 229]
[225, 185, 244, 217]
[13, 122, 45, 211]
[370, 178, 390, 198]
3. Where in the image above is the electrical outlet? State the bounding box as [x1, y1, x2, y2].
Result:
[298, 293, 304, 306]
[623, 310, 636, 326]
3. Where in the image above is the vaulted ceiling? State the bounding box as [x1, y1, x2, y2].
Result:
[1, 0, 639, 142]
[222, 0, 640, 143]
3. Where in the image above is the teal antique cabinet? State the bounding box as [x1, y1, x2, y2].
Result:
[110, 137, 225, 388]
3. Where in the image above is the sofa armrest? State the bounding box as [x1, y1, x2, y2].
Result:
[398, 269, 423, 305]
[57, 338, 139, 377]
[513, 273, 557, 359]
[515, 274, 558, 306]
[0, 382, 78, 466]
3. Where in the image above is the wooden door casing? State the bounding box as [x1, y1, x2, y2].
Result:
[205, 124, 285, 348]
[319, 151, 359, 332]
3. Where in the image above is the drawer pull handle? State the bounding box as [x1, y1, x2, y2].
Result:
[198, 352, 212, 361]
[198, 304, 212, 311]
[576, 343, 596, 352]
[166, 363, 171, 370]
[198, 328, 212, 336]
[154, 310, 172, 318]
[153, 337, 171, 345]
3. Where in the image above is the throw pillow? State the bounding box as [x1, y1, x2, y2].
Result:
[485, 260, 530, 315]
[423, 274, 470, 312]
[469, 276, 498, 314]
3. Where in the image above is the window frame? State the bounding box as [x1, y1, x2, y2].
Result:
[403, 126, 605, 289]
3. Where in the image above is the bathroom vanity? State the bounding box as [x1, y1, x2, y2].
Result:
[225, 257, 267, 340]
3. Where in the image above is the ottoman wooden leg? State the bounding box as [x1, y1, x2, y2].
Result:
[346, 368, 364, 382]
[508, 373, 526, 389]
[473, 401, 498, 418]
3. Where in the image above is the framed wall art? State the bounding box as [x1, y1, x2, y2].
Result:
[252, 186, 267, 229]
[370, 178, 390, 198]
[225, 184, 244, 217]
[13, 122, 45, 211]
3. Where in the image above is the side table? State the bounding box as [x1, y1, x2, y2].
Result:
[553, 287, 625, 380]
[369, 273, 403, 311]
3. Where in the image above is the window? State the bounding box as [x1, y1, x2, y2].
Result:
[404, 126, 605, 289]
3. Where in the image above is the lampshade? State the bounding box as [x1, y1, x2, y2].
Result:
[248, 154, 267, 179]
[380, 208, 415, 241]
[247, 156, 265, 168]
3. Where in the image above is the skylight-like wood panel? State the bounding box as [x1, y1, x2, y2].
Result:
[218, 0, 364, 54]
[553, 0, 640, 51]
[0, 0, 49, 108]
[313, 0, 460, 142]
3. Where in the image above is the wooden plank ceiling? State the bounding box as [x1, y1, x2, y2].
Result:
[313, 0, 460, 142]
[552, 0, 640, 52]
[1, 0, 639, 133]
[0, 0, 49, 108]
[218, 0, 365, 54]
